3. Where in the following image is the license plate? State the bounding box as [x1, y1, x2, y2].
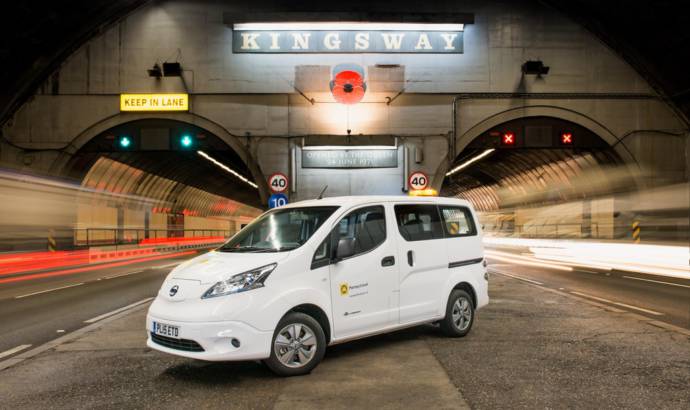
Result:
[152, 321, 179, 338]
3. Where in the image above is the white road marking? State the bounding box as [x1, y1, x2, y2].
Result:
[0, 299, 153, 372]
[490, 269, 544, 285]
[622, 275, 690, 289]
[56, 330, 65, 333]
[485, 252, 573, 272]
[103, 270, 144, 280]
[84, 297, 154, 323]
[15, 283, 84, 299]
[153, 262, 183, 269]
[569, 291, 663, 316]
[0, 344, 32, 360]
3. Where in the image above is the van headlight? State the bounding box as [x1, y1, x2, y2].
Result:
[201, 263, 277, 299]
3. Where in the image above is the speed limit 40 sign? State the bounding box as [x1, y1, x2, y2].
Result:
[408, 171, 429, 191]
[268, 173, 288, 193]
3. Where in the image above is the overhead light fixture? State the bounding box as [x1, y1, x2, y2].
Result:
[163, 62, 182, 77]
[233, 22, 464, 31]
[302, 145, 396, 151]
[147, 63, 162, 78]
[522, 60, 550, 76]
[445, 148, 495, 177]
[197, 150, 258, 189]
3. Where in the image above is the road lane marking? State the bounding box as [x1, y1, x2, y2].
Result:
[489, 269, 544, 285]
[153, 262, 183, 269]
[485, 253, 573, 272]
[622, 275, 690, 289]
[0, 344, 32, 360]
[569, 291, 663, 316]
[0, 298, 153, 372]
[15, 282, 84, 299]
[84, 297, 154, 323]
[103, 270, 144, 280]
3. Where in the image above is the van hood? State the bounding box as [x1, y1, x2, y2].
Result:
[170, 250, 291, 284]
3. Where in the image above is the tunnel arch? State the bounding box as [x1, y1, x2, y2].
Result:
[60, 117, 266, 219]
[50, 112, 270, 204]
[433, 105, 641, 191]
[438, 114, 635, 213]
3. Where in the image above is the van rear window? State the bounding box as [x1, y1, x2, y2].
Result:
[439, 206, 477, 237]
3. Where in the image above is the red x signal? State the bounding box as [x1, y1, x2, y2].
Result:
[561, 132, 573, 145]
[501, 132, 515, 145]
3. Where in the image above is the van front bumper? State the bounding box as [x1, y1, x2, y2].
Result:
[146, 314, 273, 361]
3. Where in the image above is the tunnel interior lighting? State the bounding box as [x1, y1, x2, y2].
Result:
[232, 22, 465, 31]
[197, 150, 258, 189]
[445, 148, 495, 177]
[501, 132, 515, 146]
[180, 134, 194, 148]
[561, 132, 573, 145]
[118, 136, 132, 148]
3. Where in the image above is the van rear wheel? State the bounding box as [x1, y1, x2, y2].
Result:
[440, 289, 474, 337]
[264, 312, 326, 376]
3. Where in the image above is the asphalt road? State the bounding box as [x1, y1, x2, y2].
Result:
[485, 246, 690, 329]
[0, 253, 198, 357]
[2, 243, 688, 365]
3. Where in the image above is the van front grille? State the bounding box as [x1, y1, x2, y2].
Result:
[151, 333, 205, 352]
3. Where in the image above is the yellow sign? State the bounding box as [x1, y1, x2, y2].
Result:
[120, 93, 189, 112]
[340, 283, 349, 296]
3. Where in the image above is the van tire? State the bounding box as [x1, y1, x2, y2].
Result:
[440, 289, 475, 337]
[264, 312, 326, 376]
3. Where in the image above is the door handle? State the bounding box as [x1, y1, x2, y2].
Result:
[407, 250, 414, 267]
[381, 256, 395, 267]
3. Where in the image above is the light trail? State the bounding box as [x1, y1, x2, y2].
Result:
[0, 251, 197, 285]
[483, 237, 690, 279]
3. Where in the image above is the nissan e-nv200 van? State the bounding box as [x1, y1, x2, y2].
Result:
[147, 195, 488, 376]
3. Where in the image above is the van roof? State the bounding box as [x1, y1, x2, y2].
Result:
[281, 195, 474, 210]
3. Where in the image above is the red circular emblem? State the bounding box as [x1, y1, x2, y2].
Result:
[330, 65, 367, 105]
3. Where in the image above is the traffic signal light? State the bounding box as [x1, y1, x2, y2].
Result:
[179, 134, 194, 149]
[501, 132, 515, 146]
[560, 132, 573, 145]
[117, 135, 132, 149]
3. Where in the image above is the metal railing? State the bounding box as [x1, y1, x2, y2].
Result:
[74, 229, 232, 247]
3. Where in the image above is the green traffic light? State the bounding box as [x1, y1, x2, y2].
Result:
[118, 136, 131, 148]
[180, 134, 193, 148]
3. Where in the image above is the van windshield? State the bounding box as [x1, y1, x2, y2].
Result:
[218, 206, 339, 253]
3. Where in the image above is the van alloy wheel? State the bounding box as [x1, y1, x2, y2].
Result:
[452, 297, 472, 331]
[440, 289, 475, 337]
[274, 323, 317, 368]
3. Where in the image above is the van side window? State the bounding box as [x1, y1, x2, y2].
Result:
[332, 206, 386, 256]
[439, 206, 477, 237]
[394, 204, 444, 241]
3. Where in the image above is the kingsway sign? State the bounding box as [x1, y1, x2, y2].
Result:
[232, 30, 464, 53]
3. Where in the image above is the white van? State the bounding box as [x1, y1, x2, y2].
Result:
[147, 195, 488, 376]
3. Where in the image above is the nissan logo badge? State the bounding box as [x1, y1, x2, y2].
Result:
[169, 285, 179, 297]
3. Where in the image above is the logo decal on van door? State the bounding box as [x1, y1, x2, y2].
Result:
[340, 283, 349, 296]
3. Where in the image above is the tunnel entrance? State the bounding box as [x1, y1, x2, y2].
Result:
[441, 116, 631, 239]
[63, 119, 262, 247]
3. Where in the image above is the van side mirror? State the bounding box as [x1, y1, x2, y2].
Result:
[334, 237, 356, 262]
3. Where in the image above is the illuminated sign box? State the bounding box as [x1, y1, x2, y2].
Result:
[120, 94, 189, 112]
[232, 23, 464, 54]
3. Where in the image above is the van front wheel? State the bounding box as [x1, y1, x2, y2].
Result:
[264, 312, 326, 376]
[440, 289, 474, 337]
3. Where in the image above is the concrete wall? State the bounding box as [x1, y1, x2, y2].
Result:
[0, 0, 687, 204]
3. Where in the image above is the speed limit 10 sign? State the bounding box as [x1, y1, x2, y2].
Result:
[268, 173, 288, 193]
[408, 171, 429, 191]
